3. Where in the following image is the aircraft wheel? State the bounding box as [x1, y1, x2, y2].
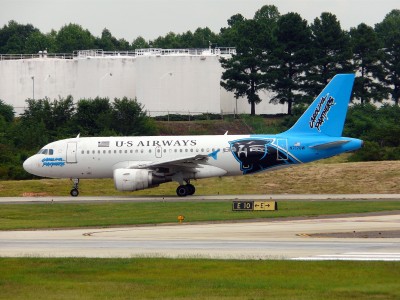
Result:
[186, 184, 195, 195]
[70, 188, 79, 197]
[176, 185, 188, 197]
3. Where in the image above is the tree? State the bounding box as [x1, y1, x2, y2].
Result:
[118, 38, 130, 51]
[152, 32, 180, 49]
[0, 20, 40, 53]
[111, 97, 156, 136]
[268, 12, 312, 115]
[375, 9, 400, 105]
[350, 23, 388, 104]
[25, 31, 57, 53]
[191, 27, 218, 48]
[220, 19, 270, 115]
[56, 23, 95, 53]
[254, 4, 280, 26]
[131, 36, 149, 50]
[307, 13, 353, 95]
[73, 97, 113, 136]
[96, 28, 119, 51]
[19, 97, 75, 140]
[219, 14, 246, 46]
[0, 100, 14, 122]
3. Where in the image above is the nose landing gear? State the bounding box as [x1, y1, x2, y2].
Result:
[70, 178, 79, 197]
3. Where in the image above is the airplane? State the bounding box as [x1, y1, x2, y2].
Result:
[23, 74, 363, 197]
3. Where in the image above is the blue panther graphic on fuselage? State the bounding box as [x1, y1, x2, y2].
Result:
[229, 138, 295, 174]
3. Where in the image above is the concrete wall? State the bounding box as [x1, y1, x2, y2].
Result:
[0, 53, 286, 115]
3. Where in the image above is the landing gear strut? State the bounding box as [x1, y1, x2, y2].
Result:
[176, 180, 196, 197]
[70, 178, 79, 197]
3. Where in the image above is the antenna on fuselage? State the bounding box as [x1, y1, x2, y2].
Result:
[76, 133, 80, 138]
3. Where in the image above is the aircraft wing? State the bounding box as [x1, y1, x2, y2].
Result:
[125, 149, 222, 171]
[137, 154, 211, 170]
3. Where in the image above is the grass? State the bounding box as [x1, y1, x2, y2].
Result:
[0, 258, 399, 299]
[1, 160, 399, 299]
[0, 201, 399, 230]
[2, 160, 400, 197]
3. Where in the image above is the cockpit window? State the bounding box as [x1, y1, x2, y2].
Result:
[37, 149, 54, 155]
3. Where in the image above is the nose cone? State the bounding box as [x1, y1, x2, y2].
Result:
[23, 156, 36, 175]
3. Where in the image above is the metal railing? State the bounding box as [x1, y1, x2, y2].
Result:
[0, 52, 74, 60]
[0, 48, 236, 61]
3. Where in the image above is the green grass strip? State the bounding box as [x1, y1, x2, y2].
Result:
[0, 258, 399, 300]
[0, 201, 399, 230]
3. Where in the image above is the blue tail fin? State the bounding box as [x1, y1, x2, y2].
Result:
[285, 74, 355, 137]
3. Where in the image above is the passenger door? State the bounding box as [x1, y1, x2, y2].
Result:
[66, 142, 78, 163]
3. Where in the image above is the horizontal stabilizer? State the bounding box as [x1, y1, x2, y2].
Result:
[309, 140, 350, 150]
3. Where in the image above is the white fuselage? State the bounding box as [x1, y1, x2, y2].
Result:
[24, 135, 260, 179]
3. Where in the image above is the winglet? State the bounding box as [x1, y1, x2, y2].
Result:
[285, 74, 355, 137]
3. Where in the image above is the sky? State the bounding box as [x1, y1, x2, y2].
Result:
[1, 0, 399, 42]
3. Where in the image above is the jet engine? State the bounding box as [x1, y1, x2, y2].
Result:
[113, 168, 168, 192]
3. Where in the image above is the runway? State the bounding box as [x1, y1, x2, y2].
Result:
[1, 212, 399, 261]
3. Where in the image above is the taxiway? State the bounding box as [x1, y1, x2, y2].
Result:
[0, 206, 399, 261]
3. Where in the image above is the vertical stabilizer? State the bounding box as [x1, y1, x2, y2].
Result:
[285, 74, 355, 137]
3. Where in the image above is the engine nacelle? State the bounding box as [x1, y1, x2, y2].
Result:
[113, 169, 154, 192]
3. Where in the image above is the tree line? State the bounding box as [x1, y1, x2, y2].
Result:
[1, 6, 399, 115]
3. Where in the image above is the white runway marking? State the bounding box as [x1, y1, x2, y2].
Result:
[293, 252, 400, 261]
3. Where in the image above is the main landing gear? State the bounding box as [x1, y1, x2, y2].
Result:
[70, 178, 79, 197]
[176, 181, 196, 197]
